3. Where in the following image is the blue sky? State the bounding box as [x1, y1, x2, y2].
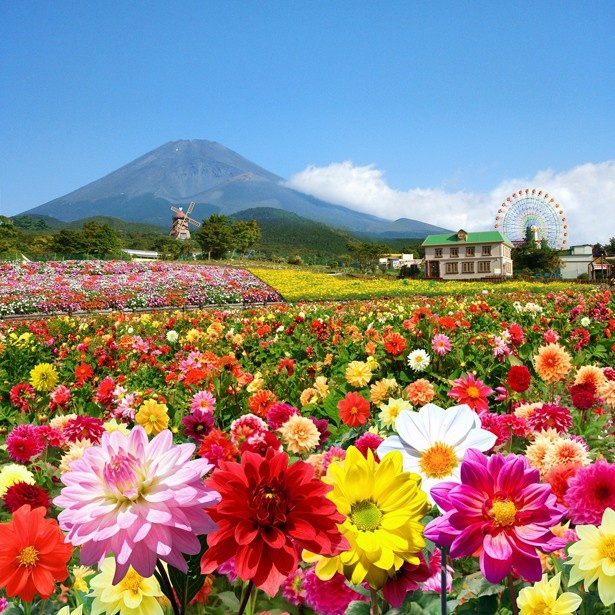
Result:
[1, 1, 614, 244]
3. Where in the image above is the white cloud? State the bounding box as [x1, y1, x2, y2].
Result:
[285, 160, 615, 246]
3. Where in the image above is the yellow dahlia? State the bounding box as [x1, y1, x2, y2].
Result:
[303, 446, 430, 589]
[0, 463, 35, 497]
[29, 362, 59, 392]
[517, 572, 581, 615]
[345, 361, 373, 388]
[568, 507, 615, 606]
[378, 398, 413, 429]
[135, 399, 169, 435]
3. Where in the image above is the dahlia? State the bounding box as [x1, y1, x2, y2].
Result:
[29, 362, 59, 393]
[369, 377, 399, 404]
[570, 382, 597, 410]
[378, 397, 413, 428]
[405, 378, 436, 406]
[304, 447, 430, 590]
[88, 557, 164, 615]
[431, 333, 452, 356]
[447, 372, 494, 412]
[381, 553, 432, 607]
[197, 427, 238, 467]
[229, 413, 268, 447]
[63, 415, 105, 444]
[383, 332, 407, 356]
[49, 384, 72, 411]
[543, 463, 582, 507]
[54, 426, 220, 584]
[565, 460, 615, 526]
[337, 391, 371, 427]
[377, 403, 496, 504]
[266, 402, 300, 430]
[525, 403, 572, 435]
[568, 507, 615, 606]
[0, 504, 73, 602]
[534, 343, 572, 384]
[281, 567, 306, 606]
[201, 448, 348, 596]
[182, 409, 215, 442]
[542, 437, 591, 475]
[424, 449, 566, 583]
[190, 390, 216, 414]
[599, 379, 615, 409]
[5, 424, 46, 463]
[278, 414, 321, 454]
[248, 389, 278, 418]
[302, 568, 368, 615]
[135, 399, 169, 435]
[0, 464, 35, 497]
[407, 349, 430, 372]
[353, 431, 384, 460]
[345, 360, 373, 387]
[575, 364, 607, 389]
[3, 482, 52, 513]
[507, 365, 532, 393]
[9, 382, 36, 412]
[516, 572, 582, 615]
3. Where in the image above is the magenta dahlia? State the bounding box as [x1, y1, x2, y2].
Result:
[424, 449, 566, 583]
[564, 459, 615, 525]
[54, 425, 220, 584]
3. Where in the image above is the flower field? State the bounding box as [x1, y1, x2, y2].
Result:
[1, 261, 615, 615]
[0, 261, 283, 316]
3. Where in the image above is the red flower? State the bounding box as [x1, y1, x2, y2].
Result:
[570, 382, 597, 410]
[0, 505, 73, 602]
[9, 383, 36, 412]
[3, 482, 52, 513]
[201, 449, 348, 596]
[5, 425, 46, 463]
[277, 358, 295, 376]
[62, 415, 105, 444]
[248, 389, 278, 418]
[383, 332, 407, 356]
[337, 391, 371, 427]
[506, 365, 532, 393]
[74, 362, 94, 385]
[447, 372, 494, 413]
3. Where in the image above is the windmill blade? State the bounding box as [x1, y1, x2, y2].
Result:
[185, 217, 201, 227]
[186, 201, 196, 215]
[171, 206, 183, 214]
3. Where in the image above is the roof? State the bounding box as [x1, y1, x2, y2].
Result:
[421, 230, 514, 248]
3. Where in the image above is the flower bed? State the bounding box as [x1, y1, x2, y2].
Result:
[0, 261, 283, 315]
[1, 268, 615, 614]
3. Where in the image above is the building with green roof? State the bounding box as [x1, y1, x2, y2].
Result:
[421, 229, 514, 280]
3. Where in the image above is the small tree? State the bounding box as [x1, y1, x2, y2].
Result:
[0, 216, 20, 253]
[194, 214, 233, 260]
[231, 219, 261, 258]
[346, 240, 389, 272]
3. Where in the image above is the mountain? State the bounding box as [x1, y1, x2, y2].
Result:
[19, 139, 450, 237]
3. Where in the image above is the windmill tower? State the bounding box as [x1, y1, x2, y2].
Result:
[169, 201, 201, 240]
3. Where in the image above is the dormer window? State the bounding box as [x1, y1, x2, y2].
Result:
[457, 230, 468, 241]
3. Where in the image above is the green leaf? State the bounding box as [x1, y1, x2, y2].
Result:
[344, 600, 371, 615]
[167, 534, 209, 606]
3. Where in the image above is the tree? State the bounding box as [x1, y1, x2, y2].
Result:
[81, 221, 122, 256]
[512, 237, 562, 277]
[346, 240, 389, 272]
[230, 219, 261, 258]
[0, 216, 20, 253]
[50, 229, 87, 254]
[194, 214, 233, 260]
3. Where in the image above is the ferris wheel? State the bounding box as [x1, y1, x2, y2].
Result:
[494, 188, 568, 249]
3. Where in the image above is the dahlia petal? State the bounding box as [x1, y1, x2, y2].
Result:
[480, 549, 511, 583]
[449, 522, 484, 558]
[511, 550, 542, 582]
[483, 532, 513, 560]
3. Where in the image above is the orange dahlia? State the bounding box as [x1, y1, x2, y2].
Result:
[534, 343, 572, 384]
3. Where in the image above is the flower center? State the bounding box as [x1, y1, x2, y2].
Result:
[104, 452, 142, 501]
[17, 545, 39, 567]
[350, 499, 383, 531]
[466, 385, 480, 399]
[121, 569, 144, 593]
[253, 484, 287, 526]
[419, 442, 458, 478]
[601, 536, 615, 560]
[490, 500, 517, 527]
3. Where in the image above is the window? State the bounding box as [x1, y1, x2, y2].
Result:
[445, 262, 458, 274]
[478, 261, 491, 273]
[450, 247, 459, 258]
[482, 245, 492, 256]
[435, 248, 443, 258]
[462, 262, 474, 274]
[466, 246, 475, 257]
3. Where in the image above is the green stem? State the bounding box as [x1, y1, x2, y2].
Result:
[440, 545, 449, 615]
[155, 561, 181, 615]
[238, 580, 255, 615]
[508, 574, 519, 615]
[22, 601, 32, 615]
[370, 588, 379, 615]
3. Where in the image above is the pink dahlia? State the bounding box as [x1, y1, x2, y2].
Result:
[5, 424, 46, 463]
[424, 449, 566, 583]
[447, 372, 494, 413]
[431, 333, 452, 356]
[525, 403, 572, 435]
[564, 459, 615, 525]
[54, 425, 220, 584]
[302, 568, 368, 615]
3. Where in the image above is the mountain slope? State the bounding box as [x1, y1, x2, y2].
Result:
[19, 139, 450, 237]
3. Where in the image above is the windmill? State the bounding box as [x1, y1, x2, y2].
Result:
[169, 201, 201, 240]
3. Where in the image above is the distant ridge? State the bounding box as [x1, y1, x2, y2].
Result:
[19, 139, 451, 237]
